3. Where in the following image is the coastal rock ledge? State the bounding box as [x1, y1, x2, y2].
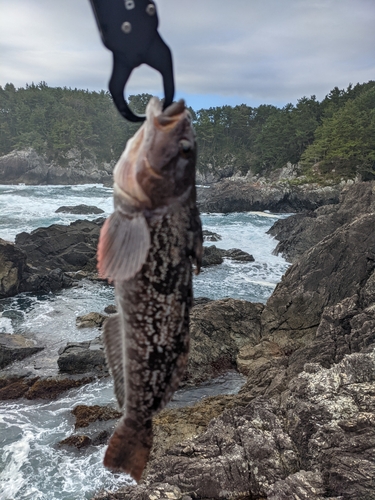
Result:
[0, 148, 113, 185]
[197, 179, 342, 213]
[93, 350, 375, 500]
[93, 181, 375, 500]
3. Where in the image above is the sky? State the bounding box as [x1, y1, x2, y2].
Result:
[1, 0, 374, 110]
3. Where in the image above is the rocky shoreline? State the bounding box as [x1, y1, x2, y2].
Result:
[0, 148, 113, 186]
[91, 181, 374, 500]
[0, 181, 374, 499]
[0, 148, 346, 214]
[197, 179, 343, 213]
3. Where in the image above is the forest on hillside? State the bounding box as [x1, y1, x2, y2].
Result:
[0, 80, 374, 181]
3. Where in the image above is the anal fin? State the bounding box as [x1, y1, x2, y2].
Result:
[103, 314, 125, 409]
[97, 209, 150, 282]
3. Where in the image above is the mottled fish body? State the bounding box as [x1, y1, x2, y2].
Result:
[97, 98, 202, 481]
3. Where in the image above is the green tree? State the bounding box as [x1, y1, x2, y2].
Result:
[302, 87, 375, 179]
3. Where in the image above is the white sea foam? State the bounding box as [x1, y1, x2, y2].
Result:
[0, 185, 113, 241]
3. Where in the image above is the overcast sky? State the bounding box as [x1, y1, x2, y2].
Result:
[1, 0, 374, 110]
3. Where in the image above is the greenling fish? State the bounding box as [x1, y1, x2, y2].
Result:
[97, 97, 203, 481]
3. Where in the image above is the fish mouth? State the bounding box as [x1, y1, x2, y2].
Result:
[146, 97, 186, 126]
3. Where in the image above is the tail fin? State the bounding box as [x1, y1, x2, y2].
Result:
[104, 416, 153, 482]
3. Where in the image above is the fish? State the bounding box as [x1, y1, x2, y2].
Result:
[97, 97, 203, 481]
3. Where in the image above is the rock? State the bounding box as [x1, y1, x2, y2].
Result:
[201, 246, 254, 267]
[263, 213, 375, 344]
[150, 395, 236, 464]
[0, 239, 26, 298]
[57, 337, 107, 375]
[76, 312, 107, 328]
[0, 148, 113, 185]
[237, 339, 284, 375]
[59, 434, 92, 449]
[58, 299, 263, 383]
[267, 471, 333, 500]
[94, 484, 185, 500]
[285, 352, 375, 500]
[186, 299, 264, 384]
[55, 204, 104, 215]
[201, 245, 223, 267]
[236, 212, 375, 405]
[95, 350, 375, 500]
[57, 405, 122, 451]
[15, 218, 104, 274]
[192, 297, 212, 306]
[103, 304, 117, 314]
[72, 404, 122, 428]
[0, 375, 93, 400]
[269, 181, 375, 262]
[19, 267, 74, 294]
[224, 248, 254, 262]
[202, 229, 222, 241]
[0, 334, 44, 369]
[145, 398, 299, 499]
[197, 179, 341, 213]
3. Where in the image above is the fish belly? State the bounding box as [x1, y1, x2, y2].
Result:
[103, 205, 193, 479]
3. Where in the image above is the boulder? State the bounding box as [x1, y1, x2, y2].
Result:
[224, 248, 254, 262]
[268, 181, 375, 262]
[0, 375, 93, 400]
[15, 218, 104, 273]
[59, 429, 111, 449]
[75, 312, 107, 328]
[55, 205, 104, 215]
[186, 298, 264, 384]
[201, 245, 254, 267]
[72, 404, 122, 428]
[0, 334, 44, 369]
[202, 229, 222, 241]
[58, 405, 123, 451]
[19, 267, 74, 294]
[59, 434, 92, 449]
[0, 239, 26, 298]
[201, 245, 223, 267]
[57, 337, 107, 374]
[103, 304, 117, 314]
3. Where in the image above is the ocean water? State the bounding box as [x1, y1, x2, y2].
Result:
[0, 184, 290, 500]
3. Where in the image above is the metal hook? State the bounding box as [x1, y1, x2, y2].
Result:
[89, 0, 175, 122]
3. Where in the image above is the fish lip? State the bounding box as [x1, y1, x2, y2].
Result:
[146, 97, 186, 126]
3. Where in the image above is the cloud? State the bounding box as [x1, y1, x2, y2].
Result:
[1, 0, 374, 107]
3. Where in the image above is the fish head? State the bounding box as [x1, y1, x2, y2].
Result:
[114, 97, 196, 208]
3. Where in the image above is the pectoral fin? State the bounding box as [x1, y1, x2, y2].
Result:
[97, 210, 150, 282]
[102, 314, 125, 409]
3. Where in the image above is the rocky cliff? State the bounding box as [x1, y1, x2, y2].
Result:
[0, 149, 113, 185]
[268, 180, 375, 262]
[92, 181, 375, 500]
[197, 179, 342, 213]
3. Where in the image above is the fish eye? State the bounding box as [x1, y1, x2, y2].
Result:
[179, 139, 192, 153]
